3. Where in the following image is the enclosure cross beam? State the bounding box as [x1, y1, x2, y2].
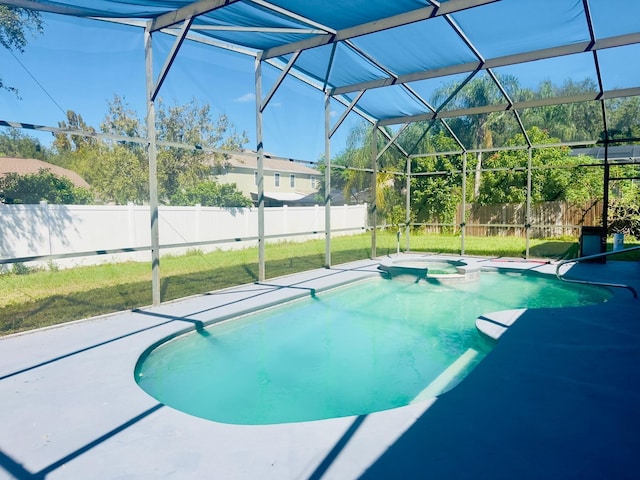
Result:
[262, 0, 498, 60]
[149, 0, 240, 32]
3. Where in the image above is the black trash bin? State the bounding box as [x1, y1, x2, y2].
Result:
[579, 226, 606, 263]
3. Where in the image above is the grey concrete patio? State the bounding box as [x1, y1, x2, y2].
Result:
[1, 256, 639, 479]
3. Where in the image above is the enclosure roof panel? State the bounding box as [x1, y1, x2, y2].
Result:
[5, 0, 640, 150]
[450, 0, 590, 59]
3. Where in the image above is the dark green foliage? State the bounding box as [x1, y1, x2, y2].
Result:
[0, 168, 93, 204]
[0, 5, 43, 94]
[170, 181, 252, 207]
[0, 128, 48, 160]
[332, 74, 640, 227]
[476, 127, 603, 205]
[49, 97, 249, 205]
[608, 183, 640, 239]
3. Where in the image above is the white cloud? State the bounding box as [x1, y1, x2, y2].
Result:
[234, 92, 255, 103]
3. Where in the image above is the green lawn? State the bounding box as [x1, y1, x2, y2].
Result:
[1, 231, 637, 336]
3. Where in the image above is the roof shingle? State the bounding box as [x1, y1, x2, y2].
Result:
[0, 157, 91, 189]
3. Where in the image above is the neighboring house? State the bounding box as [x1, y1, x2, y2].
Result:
[213, 153, 322, 206]
[0, 157, 91, 189]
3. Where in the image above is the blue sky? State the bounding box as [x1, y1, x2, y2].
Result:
[2, 5, 639, 161]
[0, 12, 358, 162]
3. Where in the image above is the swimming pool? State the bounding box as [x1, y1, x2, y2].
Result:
[135, 270, 612, 425]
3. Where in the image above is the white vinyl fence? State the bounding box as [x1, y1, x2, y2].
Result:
[0, 202, 368, 270]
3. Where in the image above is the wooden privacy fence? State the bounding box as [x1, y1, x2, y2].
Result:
[457, 200, 603, 238]
[415, 200, 603, 237]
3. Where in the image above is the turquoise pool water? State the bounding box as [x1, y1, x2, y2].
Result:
[136, 271, 611, 425]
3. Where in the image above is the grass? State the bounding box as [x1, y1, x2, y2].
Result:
[1, 231, 637, 336]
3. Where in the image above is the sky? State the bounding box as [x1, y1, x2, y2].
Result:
[2, 4, 640, 161]
[0, 12, 359, 162]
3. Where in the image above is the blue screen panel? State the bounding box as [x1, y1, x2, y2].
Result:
[351, 17, 477, 76]
[451, 0, 589, 59]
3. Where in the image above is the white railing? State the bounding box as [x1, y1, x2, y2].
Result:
[555, 246, 640, 299]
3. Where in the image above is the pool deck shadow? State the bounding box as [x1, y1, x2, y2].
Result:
[0, 255, 639, 479]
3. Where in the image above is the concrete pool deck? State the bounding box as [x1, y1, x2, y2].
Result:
[1, 255, 639, 479]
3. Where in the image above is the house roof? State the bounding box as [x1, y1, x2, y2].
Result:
[223, 153, 321, 176]
[570, 145, 640, 161]
[0, 157, 92, 189]
[257, 191, 307, 201]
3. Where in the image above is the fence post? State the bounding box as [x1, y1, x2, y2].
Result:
[195, 203, 201, 244]
[343, 204, 348, 231]
[314, 204, 320, 233]
[127, 202, 136, 253]
[282, 205, 288, 236]
[40, 200, 52, 256]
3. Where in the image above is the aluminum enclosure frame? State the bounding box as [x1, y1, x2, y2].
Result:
[3, 0, 640, 304]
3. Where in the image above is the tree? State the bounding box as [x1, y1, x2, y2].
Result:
[170, 181, 252, 207]
[328, 120, 404, 215]
[0, 128, 49, 160]
[0, 5, 43, 94]
[430, 74, 522, 199]
[100, 95, 249, 203]
[87, 144, 148, 204]
[410, 132, 463, 229]
[155, 98, 248, 200]
[608, 162, 640, 239]
[0, 168, 93, 204]
[476, 127, 603, 205]
[52, 110, 98, 156]
[521, 79, 602, 142]
[100, 94, 144, 143]
[48, 96, 249, 205]
[607, 96, 640, 140]
[608, 191, 640, 239]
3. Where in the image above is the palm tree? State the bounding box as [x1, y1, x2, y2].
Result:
[431, 74, 520, 198]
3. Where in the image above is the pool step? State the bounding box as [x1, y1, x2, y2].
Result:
[410, 348, 479, 404]
[475, 309, 527, 340]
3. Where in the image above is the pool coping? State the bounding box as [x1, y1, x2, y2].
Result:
[1, 254, 639, 479]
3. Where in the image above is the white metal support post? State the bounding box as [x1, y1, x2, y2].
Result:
[144, 27, 161, 306]
[405, 153, 411, 252]
[603, 141, 610, 232]
[255, 57, 266, 281]
[525, 147, 533, 259]
[461, 152, 467, 255]
[324, 92, 332, 267]
[370, 123, 378, 258]
[144, 17, 193, 305]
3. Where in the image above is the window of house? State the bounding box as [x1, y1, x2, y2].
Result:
[290, 174, 295, 188]
[274, 172, 280, 187]
[311, 177, 317, 189]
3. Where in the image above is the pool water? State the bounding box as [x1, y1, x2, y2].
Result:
[136, 272, 611, 425]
